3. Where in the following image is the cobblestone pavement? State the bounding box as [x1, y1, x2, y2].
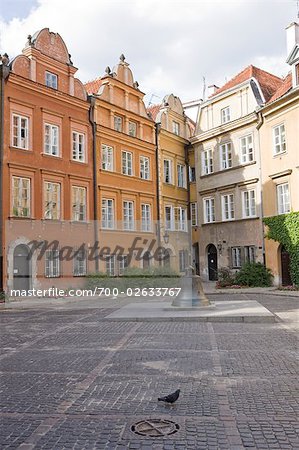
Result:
[0, 294, 298, 449]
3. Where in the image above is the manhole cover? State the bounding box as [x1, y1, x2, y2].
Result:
[131, 419, 180, 437]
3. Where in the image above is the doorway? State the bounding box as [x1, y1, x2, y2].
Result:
[281, 245, 292, 286]
[192, 243, 200, 275]
[207, 244, 218, 281]
[13, 244, 31, 291]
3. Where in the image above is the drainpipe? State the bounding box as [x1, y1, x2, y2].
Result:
[185, 142, 192, 268]
[155, 123, 162, 252]
[88, 96, 99, 272]
[0, 63, 9, 293]
[256, 108, 265, 266]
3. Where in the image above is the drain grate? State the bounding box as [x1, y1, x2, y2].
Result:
[131, 419, 180, 437]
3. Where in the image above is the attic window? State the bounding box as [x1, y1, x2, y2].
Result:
[45, 71, 58, 89]
[221, 106, 230, 124]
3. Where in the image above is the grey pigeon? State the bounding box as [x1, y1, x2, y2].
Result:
[158, 389, 180, 404]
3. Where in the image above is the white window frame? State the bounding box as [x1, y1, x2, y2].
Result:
[123, 200, 134, 230]
[73, 247, 87, 276]
[118, 255, 128, 275]
[277, 183, 290, 215]
[12, 176, 31, 217]
[202, 149, 213, 175]
[72, 131, 85, 162]
[177, 164, 186, 188]
[45, 71, 58, 89]
[101, 144, 114, 171]
[242, 189, 256, 218]
[140, 156, 150, 180]
[273, 124, 286, 155]
[163, 159, 173, 184]
[114, 115, 122, 132]
[12, 114, 29, 150]
[203, 197, 215, 223]
[45, 250, 60, 278]
[172, 121, 180, 135]
[165, 205, 174, 230]
[174, 207, 187, 232]
[221, 106, 231, 124]
[122, 151, 133, 176]
[221, 194, 235, 221]
[240, 134, 254, 164]
[190, 202, 198, 226]
[105, 255, 115, 276]
[44, 181, 61, 220]
[141, 203, 151, 232]
[72, 186, 87, 221]
[231, 247, 241, 268]
[101, 198, 114, 229]
[44, 123, 59, 156]
[220, 142, 232, 170]
[244, 246, 255, 263]
[128, 121, 137, 137]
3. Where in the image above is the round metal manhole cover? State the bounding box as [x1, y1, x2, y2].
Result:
[131, 419, 180, 437]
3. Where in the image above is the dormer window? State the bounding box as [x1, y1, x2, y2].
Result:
[45, 71, 58, 89]
[221, 106, 230, 124]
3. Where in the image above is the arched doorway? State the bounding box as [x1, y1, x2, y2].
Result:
[13, 244, 31, 291]
[207, 244, 218, 281]
[281, 245, 291, 286]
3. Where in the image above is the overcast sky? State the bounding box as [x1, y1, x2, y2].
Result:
[0, 0, 297, 111]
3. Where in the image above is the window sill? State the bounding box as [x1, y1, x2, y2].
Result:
[273, 151, 287, 158]
[10, 146, 31, 152]
[42, 153, 62, 159]
[71, 159, 87, 165]
[200, 161, 256, 178]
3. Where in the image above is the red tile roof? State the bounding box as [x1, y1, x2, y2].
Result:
[210, 65, 283, 102]
[268, 73, 292, 103]
[146, 104, 162, 121]
[84, 77, 102, 95]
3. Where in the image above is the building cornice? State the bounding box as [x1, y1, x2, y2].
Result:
[191, 112, 257, 144]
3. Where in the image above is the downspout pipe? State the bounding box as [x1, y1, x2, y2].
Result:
[155, 123, 162, 254]
[0, 63, 9, 294]
[88, 95, 99, 272]
[256, 108, 265, 266]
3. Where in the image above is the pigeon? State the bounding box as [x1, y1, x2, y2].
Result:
[158, 389, 180, 404]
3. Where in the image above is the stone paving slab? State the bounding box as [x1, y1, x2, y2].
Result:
[105, 300, 275, 322]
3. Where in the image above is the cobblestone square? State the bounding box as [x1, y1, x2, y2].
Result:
[0, 293, 298, 449]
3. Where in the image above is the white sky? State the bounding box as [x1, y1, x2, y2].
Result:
[0, 0, 297, 111]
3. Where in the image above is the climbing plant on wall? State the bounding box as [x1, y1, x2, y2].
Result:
[263, 211, 299, 286]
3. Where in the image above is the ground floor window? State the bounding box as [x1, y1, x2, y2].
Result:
[45, 250, 60, 278]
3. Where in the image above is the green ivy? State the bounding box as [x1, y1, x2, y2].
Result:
[263, 211, 299, 286]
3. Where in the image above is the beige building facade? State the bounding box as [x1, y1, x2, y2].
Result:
[260, 21, 299, 286]
[192, 66, 282, 280]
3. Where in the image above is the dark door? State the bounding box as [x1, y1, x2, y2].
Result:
[13, 244, 30, 291]
[281, 246, 292, 286]
[207, 244, 218, 281]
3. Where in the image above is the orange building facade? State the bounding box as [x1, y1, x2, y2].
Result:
[1, 29, 94, 293]
[85, 56, 158, 274]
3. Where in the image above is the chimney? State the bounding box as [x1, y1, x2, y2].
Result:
[286, 21, 299, 55]
[208, 84, 219, 95]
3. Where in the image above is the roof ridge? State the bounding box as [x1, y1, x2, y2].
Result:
[251, 65, 283, 81]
